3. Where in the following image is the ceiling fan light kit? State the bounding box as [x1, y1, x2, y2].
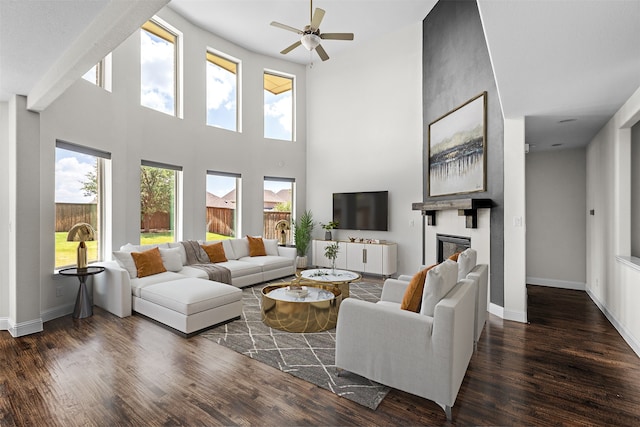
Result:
[270, 0, 354, 62]
[301, 33, 321, 50]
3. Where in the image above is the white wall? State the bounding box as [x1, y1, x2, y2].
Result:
[1, 6, 308, 331]
[306, 22, 424, 276]
[586, 84, 640, 357]
[0, 103, 9, 325]
[631, 123, 640, 257]
[526, 148, 587, 289]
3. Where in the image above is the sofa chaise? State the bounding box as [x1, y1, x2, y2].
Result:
[93, 237, 297, 335]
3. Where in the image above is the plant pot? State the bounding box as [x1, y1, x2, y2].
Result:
[296, 255, 308, 269]
[325, 231, 332, 240]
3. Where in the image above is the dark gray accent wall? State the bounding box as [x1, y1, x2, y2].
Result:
[423, 0, 505, 305]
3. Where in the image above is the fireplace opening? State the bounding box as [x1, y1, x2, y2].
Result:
[437, 234, 471, 263]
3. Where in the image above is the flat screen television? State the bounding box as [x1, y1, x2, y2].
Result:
[332, 191, 389, 231]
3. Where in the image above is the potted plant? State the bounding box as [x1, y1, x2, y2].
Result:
[293, 210, 315, 268]
[324, 242, 340, 274]
[320, 221, 339, 241]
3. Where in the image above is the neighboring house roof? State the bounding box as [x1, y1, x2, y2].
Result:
[276, 189, 292, 203]
[206, 192, 234, 209]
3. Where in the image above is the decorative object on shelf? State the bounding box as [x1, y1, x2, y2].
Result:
[321, 221, 339, 240]
[293, 210, 315, 268]
[324, 242, 340, 274]
[348, 236, 356, 242]
[428, 91, 487, 197]
[275, 219, 290, 245]
[66, 222, 96, 269]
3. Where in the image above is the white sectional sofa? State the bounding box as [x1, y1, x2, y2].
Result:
[93, 237, 297, 336]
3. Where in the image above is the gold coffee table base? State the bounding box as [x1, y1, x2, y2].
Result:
[261, 283, 341, 333]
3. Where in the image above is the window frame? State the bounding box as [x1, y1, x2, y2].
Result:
[206, 170, 242, 239]
[140, 160, 183, 244]
[206, 49, 241, 132]
[54, 140, 112, 271]
[263, 70, 295, 141]
[140, 18, 183, 118]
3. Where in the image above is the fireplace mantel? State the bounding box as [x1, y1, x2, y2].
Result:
[411, 198, 492, 228]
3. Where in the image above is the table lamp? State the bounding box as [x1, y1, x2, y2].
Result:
[275, 220, 290, 245]
[67, 223, 96, 269]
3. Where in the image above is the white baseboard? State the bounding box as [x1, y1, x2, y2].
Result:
[8, 318, 43, 337]
[41, 304, 74, 323]
[490, 303, 527, 323]
[527, 276, 585, 291]
[586, 289, 640, 358]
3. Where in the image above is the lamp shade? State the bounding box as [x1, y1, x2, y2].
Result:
[67, 223, 96, 242]
[301, 33, 321, 50]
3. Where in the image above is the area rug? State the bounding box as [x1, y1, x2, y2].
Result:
[200, 278, 390, 409]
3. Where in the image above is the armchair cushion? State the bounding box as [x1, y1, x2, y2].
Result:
[421, 259, 459, 317]
[401, 264, 436, 312]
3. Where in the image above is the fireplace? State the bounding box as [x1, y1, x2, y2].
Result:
[437, 234, 471, 263]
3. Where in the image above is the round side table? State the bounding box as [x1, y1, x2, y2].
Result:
[58, 266, 105, 319]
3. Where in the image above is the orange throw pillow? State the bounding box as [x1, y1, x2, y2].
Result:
[449, 252, 461, 262]
[131, 247, 167, 278]
[201, 242, 227, 263]
[400, 264, 437, 312]
[247, 235, 267, 257]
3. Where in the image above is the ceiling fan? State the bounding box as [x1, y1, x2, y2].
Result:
[270, 0, 354, 61]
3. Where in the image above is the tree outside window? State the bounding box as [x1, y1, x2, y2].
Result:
[140, 163, 180, 244]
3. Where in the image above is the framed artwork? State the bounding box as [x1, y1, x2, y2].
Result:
[428, 92, 487, 197]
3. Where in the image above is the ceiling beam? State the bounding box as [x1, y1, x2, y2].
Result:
[27, 0, 169, 112]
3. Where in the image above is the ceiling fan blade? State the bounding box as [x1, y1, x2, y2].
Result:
[320, 33, 354, 41]
[281, 40, 302, 55]
[310, 8, 325, 30]
[315, 44, 329, 61]
[270, 21, 303, 34]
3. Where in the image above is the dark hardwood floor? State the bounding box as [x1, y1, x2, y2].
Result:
[1, 284, 640, 426]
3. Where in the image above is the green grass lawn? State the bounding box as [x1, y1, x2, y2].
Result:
[55, 232, 232, 268]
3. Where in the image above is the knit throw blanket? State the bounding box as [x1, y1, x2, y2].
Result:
[181, 240, 232, 284]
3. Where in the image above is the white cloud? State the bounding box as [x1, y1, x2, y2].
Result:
[55, 157, 94, 203]
[264, 93, 292, 135]
[206, 64, 234, 110]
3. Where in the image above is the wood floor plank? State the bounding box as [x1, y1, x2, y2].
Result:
[1, 283, 640, 426]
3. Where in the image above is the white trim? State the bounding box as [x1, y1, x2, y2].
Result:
[527, 276, 586, 291]
[616, 255, 640, 272]
[41, 304, 75, 323]
[587, 288, 640, 358]
[489, 302, 503, 318]
[8, 318, 43, 337]
[0, 317, 9, 330]
[503, 308, 528, 323]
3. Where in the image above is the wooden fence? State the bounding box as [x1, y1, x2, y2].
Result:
[55, 203, 97, 232]
[56, 203, 291, 239]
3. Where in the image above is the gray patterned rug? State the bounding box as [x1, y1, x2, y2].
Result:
[200, 278, 390, 409]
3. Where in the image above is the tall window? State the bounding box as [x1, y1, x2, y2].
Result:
[206, 171, 241, 240]
[141, 19, 179, 116]
[263, 177, 295, 242]
[140, 161, 182, 244]
[81, 53, 112, 92]
[264, 71, 294, 141]
[206, 51, 239, 131]
[55, 141, 111, 270]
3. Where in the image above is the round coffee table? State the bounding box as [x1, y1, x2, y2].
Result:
[261, 283, 341, 332]
[297, 268, 361, 298]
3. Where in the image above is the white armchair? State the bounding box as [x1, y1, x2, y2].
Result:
[335, 260, 475, 421]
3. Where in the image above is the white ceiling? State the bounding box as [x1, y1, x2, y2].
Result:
[2, 0, 639, 152]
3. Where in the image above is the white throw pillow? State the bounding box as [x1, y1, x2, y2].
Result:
[230, 238, 250, 259]
[457, 248, 477, 281]
[263, 239, 279, 256]
[420, 259, 458, 317]
[120, 243, 168, 253]
[167, 242, 188, 265]
[113, 251, 138, 278]
[159, 247, 183, 272]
